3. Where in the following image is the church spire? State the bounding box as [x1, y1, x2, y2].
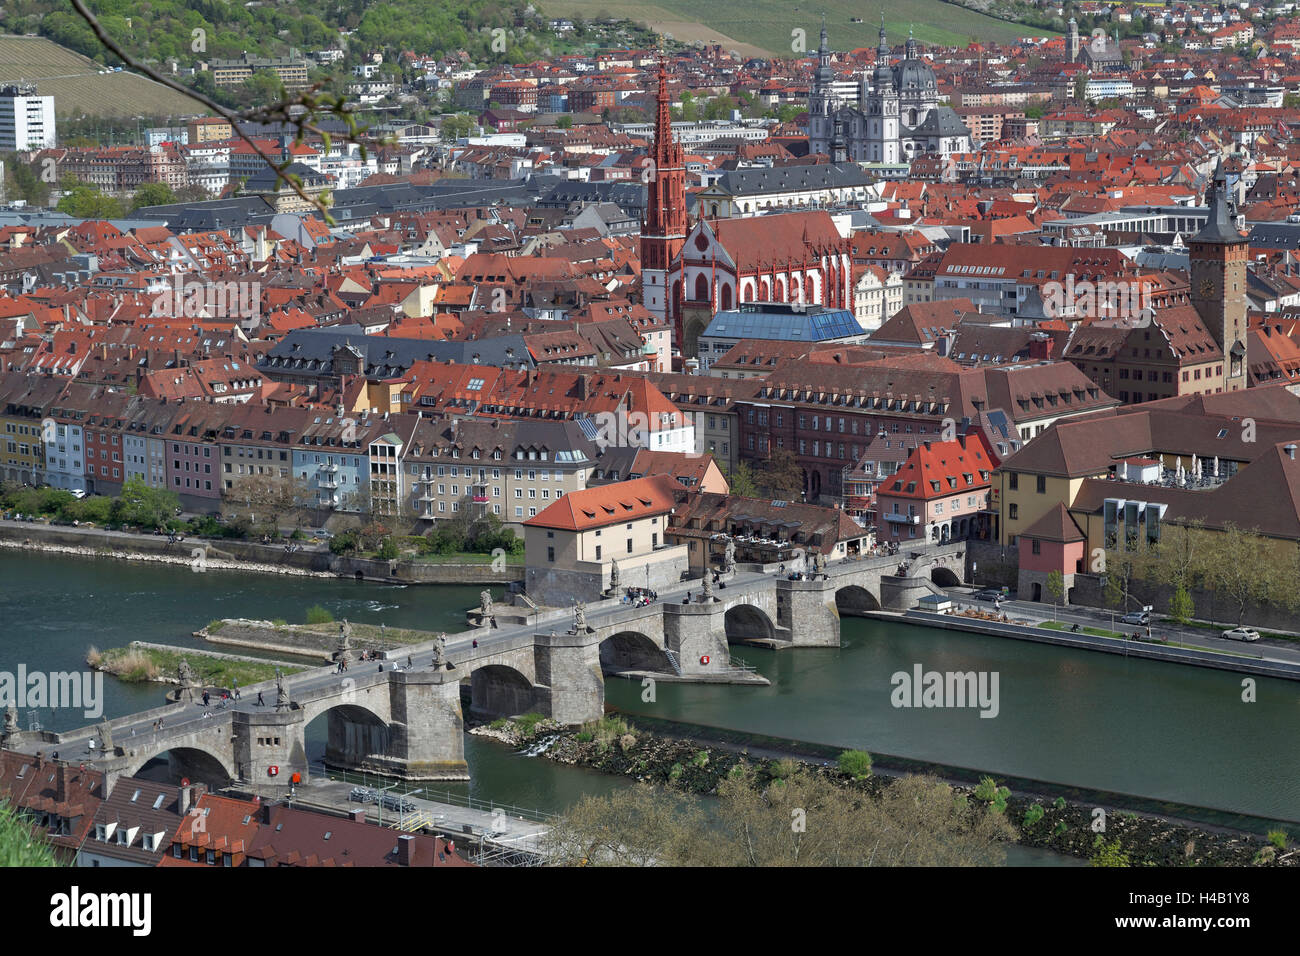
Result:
[640, 45, 687, 337]
[906, 24, 917, 60]
[1194, 157, 1241, 244]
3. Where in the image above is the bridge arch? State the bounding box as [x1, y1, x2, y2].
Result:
[724, 604, 776, 644]
[599, 631, 672, 674]
[126, 744, 236, 790]
[304, 703, 392, 771]
[930, 566, 962, 588]
[835, 584, 881, 616]
[469, 664, 535, 719]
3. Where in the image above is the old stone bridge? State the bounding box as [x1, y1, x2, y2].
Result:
[4, 543, 965, 792]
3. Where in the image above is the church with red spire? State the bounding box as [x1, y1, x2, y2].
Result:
[639, 52, 687, 340]
[639, 48, 854, 364]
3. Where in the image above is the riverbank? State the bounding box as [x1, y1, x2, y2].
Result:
[0, 533, 335, 578]
[892, 608, 1300, 682]
[0, 520, 523, 585]
[473, 716, 1295, 867]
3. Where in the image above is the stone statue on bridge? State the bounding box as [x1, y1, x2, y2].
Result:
[702, 572, 714, 601]
[479, 590, 493, 626]
[177, 658, 199, 703]
[97, 719, 114, 755]
[337, 619, 353, 661]
[572, 601, 588, 634]
[724, 537, 736, 573]
[275, 669, 290, 712]
[436, 633, 449, 668]
[814, 550, 827, 576]
[1, 706, 18, 743]
[609, 559, 620, 591]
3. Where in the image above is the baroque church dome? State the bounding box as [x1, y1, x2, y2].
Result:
[893, 57, 937, 94]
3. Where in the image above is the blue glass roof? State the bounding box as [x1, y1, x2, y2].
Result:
[703, 304, 863, 342]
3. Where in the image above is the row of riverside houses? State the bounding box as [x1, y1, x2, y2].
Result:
[0, 364, 691, 527]
[0, 749, 473, 868]
[0, 370, 392, 511]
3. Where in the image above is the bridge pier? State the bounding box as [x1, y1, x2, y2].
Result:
[364, 669, 468, 781]
[778, 577, 841, 646]
[663, 602, 730, 674]
[532, 630, 604, 725]
[232, 708, 308, 790]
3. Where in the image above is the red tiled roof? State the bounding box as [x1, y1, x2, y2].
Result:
[525, 474, 679, 531]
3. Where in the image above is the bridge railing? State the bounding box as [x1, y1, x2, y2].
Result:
[312, 762, 556, 824]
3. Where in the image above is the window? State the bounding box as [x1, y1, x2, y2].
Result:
[1008, 504, 1018, 520]
[1036, 475, 1046, 494]
[1008, 472, 1018, 490]
[1031, 539, 1041, 555]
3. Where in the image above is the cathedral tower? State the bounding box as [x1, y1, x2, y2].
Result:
[866, 21, 899, 163]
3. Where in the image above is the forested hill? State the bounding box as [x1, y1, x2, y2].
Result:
[5, 0, 544, 66]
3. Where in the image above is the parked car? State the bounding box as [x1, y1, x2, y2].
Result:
[1120, 611, 1150, 626]
[973, 588, 1002, 602]
[1222, 627, 1260, 642]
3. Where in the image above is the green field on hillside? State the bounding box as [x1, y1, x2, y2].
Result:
[544, 0, 1055, 52]
[0, 35, 199, 118]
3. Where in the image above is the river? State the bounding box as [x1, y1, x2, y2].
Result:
[2, 550, 1296, 833]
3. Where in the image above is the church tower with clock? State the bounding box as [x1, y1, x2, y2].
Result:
[1189, 158, 1248, 392]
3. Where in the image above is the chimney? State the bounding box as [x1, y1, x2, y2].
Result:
[349, 807, 367, 823]
[397, 833, 415, 866]
[1286, 444, 1297, 461]
[180, 785, 194, 813]
[56, 763, 69, 803]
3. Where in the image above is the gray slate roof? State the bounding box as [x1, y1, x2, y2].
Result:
[258, 325, 536, 378]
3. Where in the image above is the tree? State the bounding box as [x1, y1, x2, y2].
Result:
[556, 115, 572, 129]
[721, 459, 759, 498]
[545, 767, 1015, 867]
[56, 178, 124, 219]
[1168, 586, 1195, 624]
[222, 473, 311, 535]
[130, 182, 178, 210]
[755, 449, 803, 501]
[1147, 520, 1206, 622]
[440, 113, 475, 142]
[1203, 523, 1272, 625]
[3, 153, 51, 207]
[1101, 547, 1145, 616]
[1045, 569, 1065, 618]
[112, 476, 180, 530]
